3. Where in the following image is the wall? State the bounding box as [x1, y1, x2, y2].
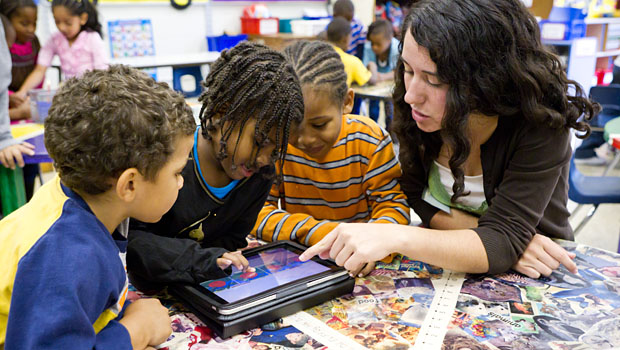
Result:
[35, 1, 331, 56]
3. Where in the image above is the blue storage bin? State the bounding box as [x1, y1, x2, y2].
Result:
[540, 7, 588, 41]
[206, 34, 248, 52]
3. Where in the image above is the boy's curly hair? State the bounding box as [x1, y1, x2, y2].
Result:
[198, 41, 304, 178]
[45, 65, 196, 195]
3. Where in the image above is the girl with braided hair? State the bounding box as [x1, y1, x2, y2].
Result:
[251, 40, 409, 278]
[127, 42, 304, 292]
[14, 0, 107, 100]
[301, 0, 599, 279]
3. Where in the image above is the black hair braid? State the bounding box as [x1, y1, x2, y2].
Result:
[198, 41, 303, 180]
[283, 40, 348, 104]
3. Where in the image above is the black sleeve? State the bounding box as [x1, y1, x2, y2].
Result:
[474, 126, 571, 274]
[205, 177, 271, 251]
[127, 226, 230, 293]
[399, 148, 439, 227]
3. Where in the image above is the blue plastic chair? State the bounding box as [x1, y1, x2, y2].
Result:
[568, 156, 620, 247]
[588, 85, 620, 130]
[172, 66, 204, 98]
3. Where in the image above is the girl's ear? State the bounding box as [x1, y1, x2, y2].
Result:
[79, 12, 88, 26]
[342, 88, 355, 115]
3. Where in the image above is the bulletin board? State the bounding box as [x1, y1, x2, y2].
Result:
[107, 19, 155, 58]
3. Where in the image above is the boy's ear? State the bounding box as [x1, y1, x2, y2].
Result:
[115, 168, 140, 202]
[342, 88, 355, 115]
[79, 12, 88, 26]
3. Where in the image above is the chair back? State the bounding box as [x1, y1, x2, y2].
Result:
[589, 85, 620, 127]
[568, 156, 620, 205]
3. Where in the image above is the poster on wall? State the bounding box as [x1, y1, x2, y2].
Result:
[107, 19, 155, 58]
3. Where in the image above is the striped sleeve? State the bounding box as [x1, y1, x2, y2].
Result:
[363, 131, 411, 225]
[250, 178, 339, 246]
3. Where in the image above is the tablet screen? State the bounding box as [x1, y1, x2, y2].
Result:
[200, 247, 330, 303]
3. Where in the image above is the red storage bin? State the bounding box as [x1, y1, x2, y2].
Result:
[241, 17, 279, 35]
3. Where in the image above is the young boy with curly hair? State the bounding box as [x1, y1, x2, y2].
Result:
[0, 65, 237, 349]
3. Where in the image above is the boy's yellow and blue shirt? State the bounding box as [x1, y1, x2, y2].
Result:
[0, 176, 131, 349]
[252, 114, 410, 247]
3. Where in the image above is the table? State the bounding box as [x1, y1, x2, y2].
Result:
[248, 33, 318, 51]
[51, 52, 222, 81]
[351, 81, 394, 131]
[141, 239, 620, 350]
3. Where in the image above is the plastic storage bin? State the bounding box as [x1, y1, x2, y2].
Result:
[28, 88, 56, 123]
[290, 19, 330, 36]
[279, 18, 300, 33]
[241, 17, 279, 35]
[539, 7, 587, 41]
[207, 34, 248, 52]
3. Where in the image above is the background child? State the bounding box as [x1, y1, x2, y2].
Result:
[0, 65, 201, 349]
[333, 0, 366, 59]
[0, 14, 34, 177]
[327, 17, 372, 88]
[363, 19, 400, 125]
[127, 42, 304, 293]
[13, 0, 108, 100]
[252, 40, 410, 277]
[0, 0, 39, 121]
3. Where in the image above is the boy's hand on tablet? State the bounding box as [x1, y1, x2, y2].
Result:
[217, 251, 255, 272]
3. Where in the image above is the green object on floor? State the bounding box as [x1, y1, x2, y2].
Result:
[0, 166, 27, 217]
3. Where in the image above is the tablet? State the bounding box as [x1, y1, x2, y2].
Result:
[190, 241, 348, 315]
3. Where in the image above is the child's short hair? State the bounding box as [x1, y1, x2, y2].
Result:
[45, 65, 196, 195]
[284, 40, 347, 105]
[367, 19, 393, 39]
[333, 0, 354, 20]
[327, 17, 351, 44]
[198, 41, 304, 177]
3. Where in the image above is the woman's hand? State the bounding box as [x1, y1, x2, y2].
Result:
[512, 234, 577, 278]
[300, 223, 398, 273]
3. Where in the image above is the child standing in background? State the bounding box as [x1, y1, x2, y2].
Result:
[0, 0, 40, 121]
[252, 40, 409, 277]
[333, 0, 366, 59]
[13, 0, 108, 100]
[363, 19, 399, 125]
[127, 42, 304, 293]
[0, 14, 35, 172]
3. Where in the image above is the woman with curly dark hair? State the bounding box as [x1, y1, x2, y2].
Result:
[301, 0, 598, 279]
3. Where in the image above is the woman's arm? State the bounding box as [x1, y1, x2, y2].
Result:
[300, 223, 489, 274]
[429, 208, 479, 229]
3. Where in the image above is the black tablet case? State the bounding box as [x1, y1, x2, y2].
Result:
[168, 242, 354, 338]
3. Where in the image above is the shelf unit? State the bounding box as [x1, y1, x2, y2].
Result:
[543, 17, 620, 93]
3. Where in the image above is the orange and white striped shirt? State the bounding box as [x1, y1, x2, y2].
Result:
[252, 115, 410, 246]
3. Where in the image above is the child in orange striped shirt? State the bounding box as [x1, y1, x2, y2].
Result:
[251, 40, 410, 277]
